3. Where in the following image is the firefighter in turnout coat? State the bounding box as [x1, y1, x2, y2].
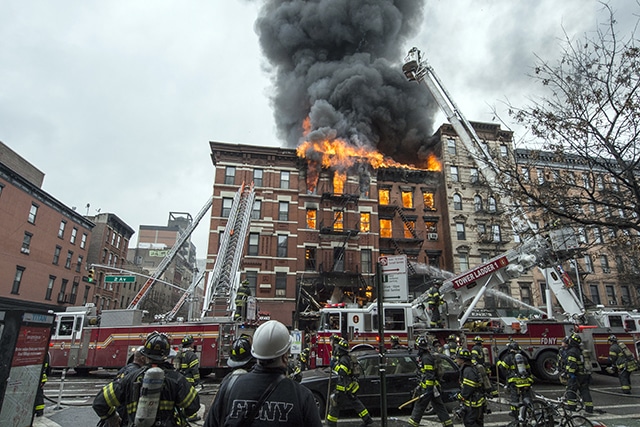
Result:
[176, 335, 201, 386]
[455, 349, 486, 427]
[327, 338, 373, 427]
[408, 336, 453, 427]
[608, 334, 638, 394]
[426, 282, 445, 328]
[93, 332, 200, 427]
[565, 333, 593, 413]
[496, 341, 533, 418]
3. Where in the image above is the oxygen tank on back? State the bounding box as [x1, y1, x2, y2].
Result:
[515, 353, 527, 376]
[135, 367, 165, 427]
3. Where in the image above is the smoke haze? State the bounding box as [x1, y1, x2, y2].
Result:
[255, 0, 438, 167]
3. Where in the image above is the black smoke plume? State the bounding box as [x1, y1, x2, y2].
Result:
[254, 0, 439, 167]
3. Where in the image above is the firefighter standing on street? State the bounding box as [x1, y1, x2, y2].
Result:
[407, 336, 453, 427]
[426, 282, 445, 328]
[93, 331, 200, 427]
[34, 352, 50, 417]
[496, 341, 534, 418]
[176, 335, 201, 386]
[565, 333, 594, 414]
[607, 334, 638, 394]
[234, 280, 252, 321]
[455, 349, 485, 427]
[327, 338, 374, 427]
[391, 335, 407, 350]
[470, 336, 488, 372]
[557, 336, 570, 385]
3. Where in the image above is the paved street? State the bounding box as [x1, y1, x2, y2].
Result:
[33, 370, 640, 427]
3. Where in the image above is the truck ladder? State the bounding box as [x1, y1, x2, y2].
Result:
[200, 182, 255, 319]
[127, 195, 214, 310]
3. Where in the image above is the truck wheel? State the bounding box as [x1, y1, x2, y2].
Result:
[534, 350, 559, 382]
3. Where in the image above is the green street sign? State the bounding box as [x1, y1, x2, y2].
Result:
[105, 275, 136, 283]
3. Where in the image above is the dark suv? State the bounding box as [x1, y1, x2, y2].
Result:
[300, 348, 461, 417]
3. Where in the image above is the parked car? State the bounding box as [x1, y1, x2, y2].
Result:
[300, 348, 461, 417]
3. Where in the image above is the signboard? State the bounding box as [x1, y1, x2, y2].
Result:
[105, 275, 136, 283]
[290, 329, 302, 355]
[451, 256, 509, 289]
[378, 255, 408, 302]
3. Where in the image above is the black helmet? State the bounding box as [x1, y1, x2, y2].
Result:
[457, 349, 472, 361]
[473, 335, 483, 343]
[336, 338, 349, 354]
[390, 335, 400, 343]
[448, 334, 457, 341]
[141, 331, 171, 361]
[508, 341, 520, 352]
[569, 333, 582, 347]
[416, 336, 429, 350]
[608, 334, 617, 343]
[228, 337, 253, 368]
[181, 335, 194, 347]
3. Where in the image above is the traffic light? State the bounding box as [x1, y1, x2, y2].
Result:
[88, 268, 95, 283]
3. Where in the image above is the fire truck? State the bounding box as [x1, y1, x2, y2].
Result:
[49, 183, 260, 377]
[309, 48, 640, 380]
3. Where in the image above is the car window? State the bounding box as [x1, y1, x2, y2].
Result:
[387, 355, 417, 375]
[358, 356, 378, 376]
[441, 357, 458, 373]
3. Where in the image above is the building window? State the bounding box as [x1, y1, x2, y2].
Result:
[447, 138, 456, 155]
[600, 255, 610, 273]
[76, 255, 83, 273]
[470, 168, 479, 183]
[477, 223, 486, 236]
[379, 188, 390, 205]
[279, 201, 289, 221]
[458, 253, 469, 271]
[22, 232, 32, 254]
[65, 250, 73, 269]
[70, 227, 78, 244]
[53, 246, 62, 265]
[70, 279, 79, 305]
[12, 266, 25, 294]
[244, 271, 258, 295]
[58, 220, 67, 238]
[620, 286, 632, 306]
[45, 276, 55, 300]
[80, 233, 87, 249]
[539, 281, 547, 304]
[403, 221, 415, 239]
[474, 195, 483, 212]
[275, 272, 287, 297]
[225, 166, 236, 185]
[615, 255, 625, 273]
[537, 168, 545, 185]
[111, 232, 116, 246]
[116, 235, 121, 248]
[222, 198, 233, 217]
[488, 196, 497, 213]
[0, 183, 3, 197]
[58, 279, 68, 303]
[253, 168, 263, 187]
[248, 233, 259, 256]
[456, 223, 466, 240]
[401, 190, 414, 208]
[453, 193, 462, 210]
[280, 171, 290, 189]
[83, 286, 90, 305]
[610, 175, 619, 191]
[360, 212, 371, 233]
[105, 228, 111, 243]
[593, 227, 603, 244]
[589, 284, 601, 305]
[306, 208, 317, 229]
[584, 255, 593, 273]
[28, 204, 38, 224]
[492, 225, 501, 242]
[577, 227, 587, 244]
[277, 235, 288, 257]
[333, 211, 344, 232]
[379, 219, 392, 238]
[450, 166, 459, 182]
[605, 284, 616, 305]
[251, 199, 262, 220]
[361, 249, 372, 273]
[520, 284, 532, 305]
[305, 247, 317, 271]
[423, 192, 435, 210]
[521, 167, 530, 182]
[596, 175, 605, 190]
[500, 145, 508, 157]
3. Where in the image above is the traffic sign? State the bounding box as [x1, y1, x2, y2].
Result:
[105, 275, 136, 283]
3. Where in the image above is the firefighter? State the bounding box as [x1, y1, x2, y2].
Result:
[445, 334, 459, 357]
[330, 333, 342, 369]
[607, 334, 638, 394]
[204, 320, 322, 427]
[565, 333, 593, 414]
[234, 279, 252, 321]
[426, 282, 445, 328]
[470, 336, 487, 369]
[326, 338, 374, 427]
[408, 336, 453, 427]
[34, 352, 50, 417]
[227, 336, 255, 374]
[455, 349, 485, 427]
[557, 336, 570, 385]
[113, 347, 147, 425]
[176, 335, 201, 387]
[93, 331, 200, 427]
[496, 341, 533, 418]
[391, 335, 407, 349]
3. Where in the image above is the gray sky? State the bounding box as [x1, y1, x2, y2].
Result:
[1, 0, 636, 257]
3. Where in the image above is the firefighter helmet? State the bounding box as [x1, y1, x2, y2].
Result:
[457, 349, 472, 361]
[569, 333, 582, 346]
[562, 336, 570, 344]
[508, 341, 521, 352]
[390, 335, 400, 344]
[228, 337, 253, 368]
[608, 334, 617, 343]
[251, 320, 292, 360]
[181, 335, 194, 347]
[416, 336, 429, 350]
[473, 336, 483, 343]
[141, 332, 171, 361]
[336, 338, 350, 354]
[447, 334, 457, 341]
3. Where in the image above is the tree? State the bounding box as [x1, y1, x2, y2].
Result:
[501, 3, 640, 295]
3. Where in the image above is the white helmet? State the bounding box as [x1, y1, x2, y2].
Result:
[251, 320, 292, 360]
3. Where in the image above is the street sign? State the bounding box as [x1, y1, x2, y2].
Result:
[378, 254, 408, 302]
[104, 275, 136, 283]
